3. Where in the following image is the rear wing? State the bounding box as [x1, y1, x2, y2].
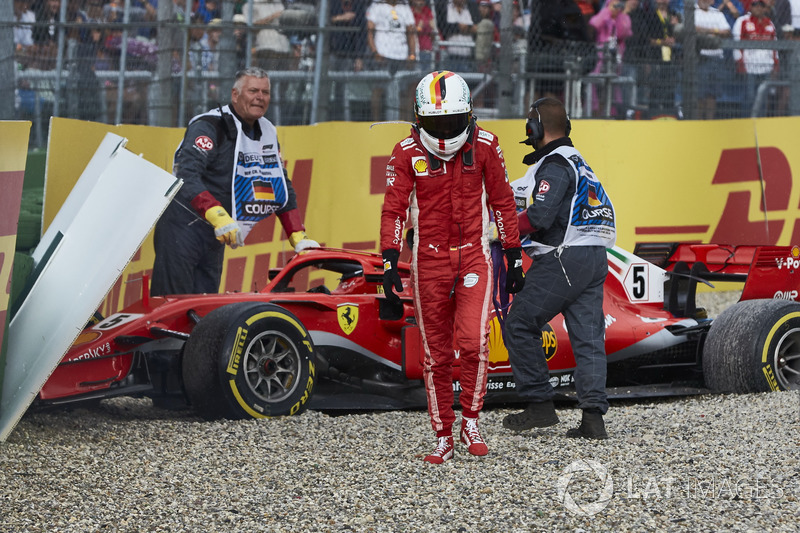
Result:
[634, 243, 800, 313]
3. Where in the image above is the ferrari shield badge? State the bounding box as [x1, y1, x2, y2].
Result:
[337, 303, 359, 335]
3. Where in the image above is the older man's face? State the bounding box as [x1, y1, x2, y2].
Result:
[231, 76, 271, 125]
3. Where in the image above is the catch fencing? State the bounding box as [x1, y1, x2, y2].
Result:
[4, 0, 800, 149]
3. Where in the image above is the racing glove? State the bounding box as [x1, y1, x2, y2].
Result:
[288, 231, 320, 252]
[382, 249, 403, 303]
[504, 247, 525, 294]
[204, 206, 244, 248]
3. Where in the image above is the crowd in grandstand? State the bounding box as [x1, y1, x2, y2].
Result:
[10, 0, 800, 126]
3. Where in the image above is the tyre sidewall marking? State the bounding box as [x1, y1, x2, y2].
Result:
[227, 326, 249, 375]
[760, 310, 800, 391]
[228, 379, 270, 418]
[226, 309, 315, 416]
[246, 311, 308, 343]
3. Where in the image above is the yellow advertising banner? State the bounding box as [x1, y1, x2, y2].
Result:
[0, 120, 32, 393]
[46, 116, 800, 315]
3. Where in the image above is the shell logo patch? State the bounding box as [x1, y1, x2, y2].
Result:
[337, 303, 359, 335]
[194, 135, 214, 151]
[412, 156, 428, 176]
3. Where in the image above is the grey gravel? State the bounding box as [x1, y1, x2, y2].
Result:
[2, 291, 798, 532]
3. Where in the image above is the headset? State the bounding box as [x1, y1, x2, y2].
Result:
[521, 98, 571, 145]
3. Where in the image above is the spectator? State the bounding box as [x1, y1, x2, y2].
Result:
[510, 1, 530, 74]
[575, 0, 600, 22]
[14, 0, 38, 124]
[82, 0, 104, 23]
[512, 1, 530, 40]
[440, 0, 476, 72]
[588, 0, 633, 116]
[715, 0, 745, 26]
[733, 0, 779, 116]
[490, 0, 503, 26]
[171, 0, 192, 23]
[206, 17, 223, 72]
[188, 12, 212, 72]
[474, 0, 498, 68]
[14, 0, 36, 52]
[527, 0, 594, 101]
[33, 0, 63, 45]
[232, 13, 250, 70]
[330, 0, 369, 68]
[512, 0, 530, 66]
[328, 0, 371, 120]
[196, 0, 221, 23]
[411, 0, 437, 70]
[251, 0, 293, 70]
[102, 0, 157, 37]
[766, 0, 792, 115]
[764, 0, 791, 33]
[69, 0, 103, 121]
[694, 0, 732, 119]
[626, 0, 680, 116]
[365, 0, 417, 121]
[474, 0, 498, 107]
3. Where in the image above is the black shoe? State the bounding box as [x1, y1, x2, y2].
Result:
[565, 409, 608, 440]
[502, 400, 559, 431]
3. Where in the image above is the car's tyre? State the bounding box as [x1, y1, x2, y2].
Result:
[182, 302, 317, 420]
[703, 299, 800, 392]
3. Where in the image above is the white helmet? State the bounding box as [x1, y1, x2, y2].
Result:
[414, 71, 473, 159]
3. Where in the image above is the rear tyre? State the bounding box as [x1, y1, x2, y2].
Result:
[703, 299, 800, 392]
[182, 302, 317, 420]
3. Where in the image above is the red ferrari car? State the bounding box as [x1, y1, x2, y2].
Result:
[40, 243, 800, 419]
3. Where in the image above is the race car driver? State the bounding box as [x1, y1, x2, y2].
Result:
[380, 71, 525, 463]
[151, 67, 317, 296]
[502, 97, 617, 439]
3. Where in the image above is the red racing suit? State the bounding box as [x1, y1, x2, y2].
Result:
[380, 125, 521, 436]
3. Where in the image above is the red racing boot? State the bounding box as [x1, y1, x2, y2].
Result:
[460, 417, 489, 456]
[424, 436, 455, 464]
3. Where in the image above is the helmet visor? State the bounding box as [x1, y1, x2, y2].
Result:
[418, 113, 470, 140]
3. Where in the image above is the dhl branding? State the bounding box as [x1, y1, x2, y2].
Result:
[635, 147, 799, 245]
[79, 123, 800, 313]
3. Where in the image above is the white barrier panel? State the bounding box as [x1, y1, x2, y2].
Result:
[0, 134, 182, 441]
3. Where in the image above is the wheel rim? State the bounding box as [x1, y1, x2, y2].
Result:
[242, 330, 302, 403]
[774, 327, 800, 390]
